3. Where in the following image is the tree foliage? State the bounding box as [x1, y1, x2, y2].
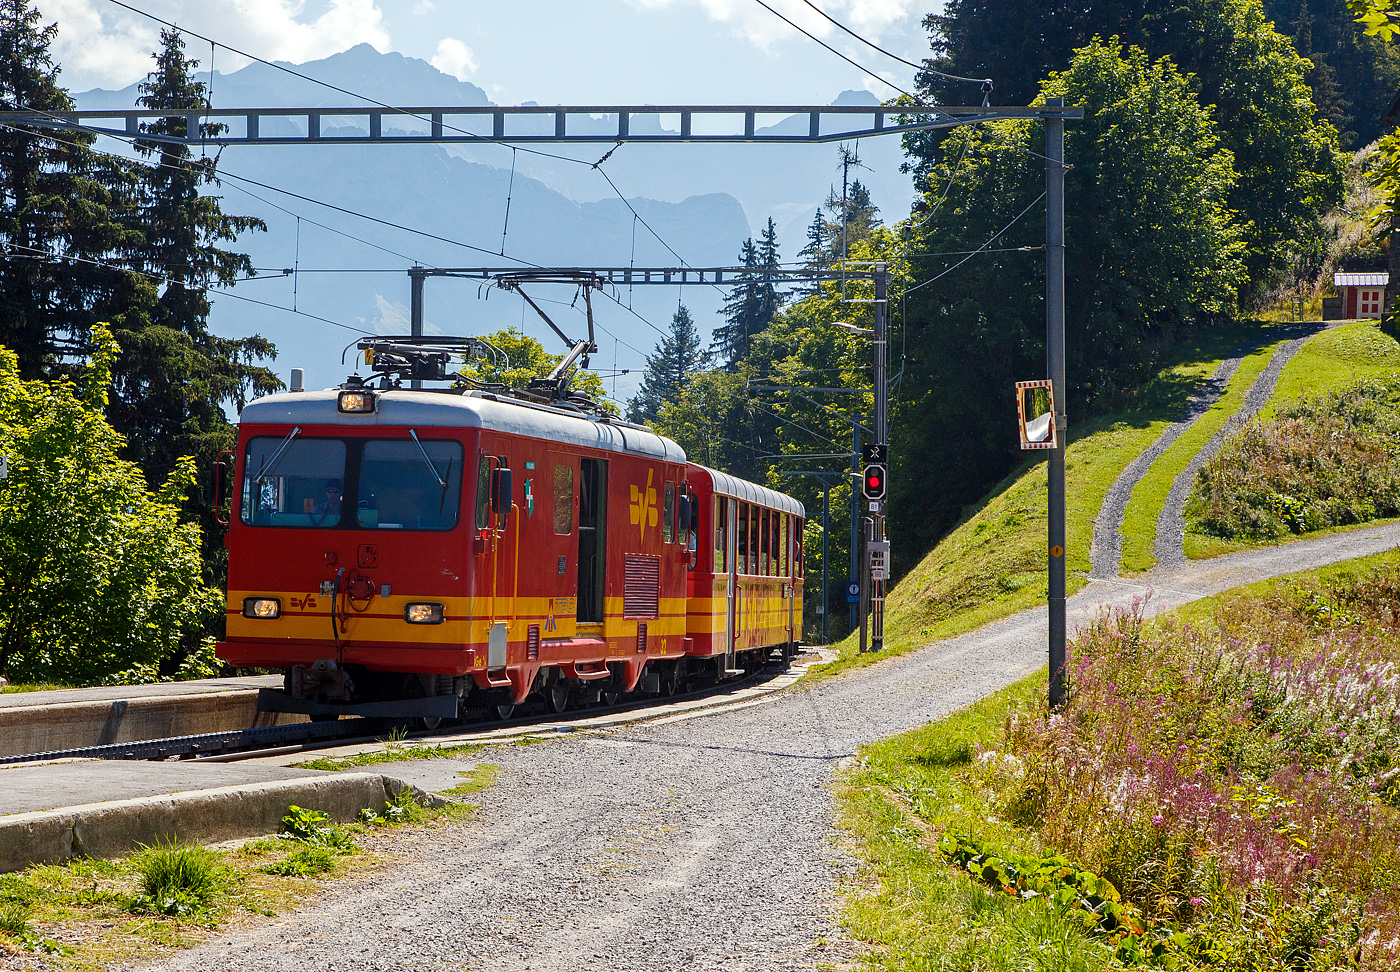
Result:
[918, 0, 1344, 301]
[626, 304, 710, 424]
[456, 326, 616, 413]
[0, 0, 148, 376]
[0, 326, 221, 685]
[712, 220, 785, 367]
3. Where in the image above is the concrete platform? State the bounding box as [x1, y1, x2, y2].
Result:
[0, 760, 436, 872]
[0, 675, 304, 758]
[0, 652, 828, 873]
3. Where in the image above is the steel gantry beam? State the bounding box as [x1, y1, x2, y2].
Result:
[0, 103, 1082, 146]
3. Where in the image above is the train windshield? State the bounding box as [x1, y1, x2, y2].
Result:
[356, 439, 463, 531]
[240, 437, 347, 528]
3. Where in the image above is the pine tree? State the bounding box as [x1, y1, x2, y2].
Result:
[626, 304, 710, 424]
[712, 237, 761, 367]
[116, 26, 278, 486]
[0, 0, 144, 378]
[712, 222, 785, 367]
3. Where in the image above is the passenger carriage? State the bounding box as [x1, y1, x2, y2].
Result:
[218, 374, 803, 721]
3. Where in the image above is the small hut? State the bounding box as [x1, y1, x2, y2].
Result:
[1330, 271, 1389, 319]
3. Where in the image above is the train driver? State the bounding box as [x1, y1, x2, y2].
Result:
[313, 478, 344, 516]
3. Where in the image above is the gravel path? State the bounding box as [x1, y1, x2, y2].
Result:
[1089, 353, 1244, 578]
[115, 521, 1400, 972]
[1154, 321, 1333, 569]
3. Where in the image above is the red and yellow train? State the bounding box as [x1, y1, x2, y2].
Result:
[217, 360, 804, 721]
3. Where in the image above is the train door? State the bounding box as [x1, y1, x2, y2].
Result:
[577, 457, 608, 625]
[725, 496, 737, 668]
[784, 513, 795, 644]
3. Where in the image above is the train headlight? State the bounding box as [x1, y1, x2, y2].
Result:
[337, 390, 376, 414]
[242, 597, 281, 619]
[404, 602, 444, 625]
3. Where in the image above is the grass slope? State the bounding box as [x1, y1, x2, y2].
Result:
[838, 548, 1400, 971]
[807, 321, 1277, 681]
[1116, 328, 1294, 573]
[1184, 320, 1400, 560]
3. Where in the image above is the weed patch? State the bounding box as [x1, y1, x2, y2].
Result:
[1190, 379, 1400, 540]
[840, 554, 1400, 969]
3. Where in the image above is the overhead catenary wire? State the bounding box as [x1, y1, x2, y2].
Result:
[747, 0, 923, 102]
[99, 0, 717, 298]
[794, 0, 991, 85]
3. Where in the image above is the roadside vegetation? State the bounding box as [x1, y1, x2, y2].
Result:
[1190, 379, 1400, 542]
[1115, 334, 1285, 573]
[805, 321, 1280, 681]
[0, 791, 473, 969]
[839, 551, 1400, 970]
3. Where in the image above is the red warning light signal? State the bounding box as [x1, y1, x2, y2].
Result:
[862, 463, 887, 501]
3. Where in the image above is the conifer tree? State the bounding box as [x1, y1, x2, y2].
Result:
[712, 221, 785, 367]
[626, 304, 710, 424]
[0, 0, 145, 378]
[115, 26, 279, 487]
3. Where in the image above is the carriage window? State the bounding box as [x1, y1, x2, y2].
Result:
[357, 439, 463, 531]
[553, 464, 574, 535]
[241, 437, 347, 528]
[714, 497, 727, 572]
[475, 455, 491, 530]
[759, 508, 770, 576]
[779, 514, 789, 576]
[796, 518, 805, 577]
[736, 502, 750, 574]
[663, 482, 674, 544]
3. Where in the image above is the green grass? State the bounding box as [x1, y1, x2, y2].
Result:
[805, 320, 1279, 683]
[0, 794, 473, 970]
[1263, 319, 1400, 418]
[1180, 320, 1400, 561]
[1117, 329, 1292, 573]
[442, 763, 501, 796]
[838, 672, 1118, 971]
[295, 738, 485, 770]
[0, 682, 67, 694]
[838, 546, 1400, 970]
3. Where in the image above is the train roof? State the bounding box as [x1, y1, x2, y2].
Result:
[690, 464, 805, 518]
[239, 389, 687, 463]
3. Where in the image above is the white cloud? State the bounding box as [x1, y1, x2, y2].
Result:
[47, 0, 391, 90]
[412, 0, 436, 12]
[624, 0, 913, 50]
[430, 37, 478, 80]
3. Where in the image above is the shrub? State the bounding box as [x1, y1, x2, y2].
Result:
[1189, 379, 1400, 540]
[995, 568, 1400, 968]
[128, 839, 222, 916]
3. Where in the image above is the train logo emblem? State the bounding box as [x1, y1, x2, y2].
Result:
[629, 468, 658, 541]
[524, 478, 535, 518]
[545, 598, 557, 632]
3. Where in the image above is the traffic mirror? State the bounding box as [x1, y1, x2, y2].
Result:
[1016, 380, 1057, 450]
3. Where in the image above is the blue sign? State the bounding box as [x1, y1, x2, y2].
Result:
[846, 581, 860, 603]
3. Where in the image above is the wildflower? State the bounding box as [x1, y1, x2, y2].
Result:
[1152, 814, 1165, 827]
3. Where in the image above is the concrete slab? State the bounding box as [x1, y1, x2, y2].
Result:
[0, 676, 303, 758]
[0, 675, 281, 709]
[0, 758, 333, 816]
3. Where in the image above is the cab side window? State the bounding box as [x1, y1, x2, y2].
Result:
[553, 464, 574, 535]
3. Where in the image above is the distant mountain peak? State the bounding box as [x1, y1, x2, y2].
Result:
[832, 89, 881, 106]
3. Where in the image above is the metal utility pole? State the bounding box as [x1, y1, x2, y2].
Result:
[1046, 98, 1068, 708]
[409, 268, 425, 390]
[870, 264, 888, 651]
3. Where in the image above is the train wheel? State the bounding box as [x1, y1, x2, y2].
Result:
[492, 703, 516, 721]
[660, 663, 683, 697]
[545, 678, 570, 714]
[420, 716, 443, 731]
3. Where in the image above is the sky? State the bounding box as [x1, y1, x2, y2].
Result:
[44, 0, 944, 106]
[35, 0, 952, 399]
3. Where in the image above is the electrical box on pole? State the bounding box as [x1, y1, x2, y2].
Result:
[868, 540, 890, 581]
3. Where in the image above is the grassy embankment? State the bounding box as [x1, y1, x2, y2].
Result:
[0, 787, 489, 970]
[807, 320, 1284, 682]
[838, 551, 1400, 971]
[1114, 332, 1294, 573]
[1184, 320, 1400, 560]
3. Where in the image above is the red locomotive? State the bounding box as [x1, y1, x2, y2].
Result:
[216, 331, 804, 722]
